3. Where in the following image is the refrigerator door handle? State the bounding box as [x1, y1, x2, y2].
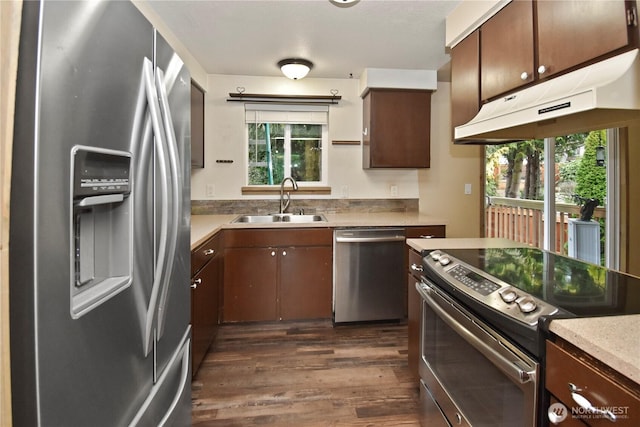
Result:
[154, 65, 182, 340]
[141, 57, 171, 357]
[128, 328, 191, 427]
[158, 335, 190, 427]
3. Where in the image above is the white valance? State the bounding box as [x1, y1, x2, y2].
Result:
[244, 103, 328, 125]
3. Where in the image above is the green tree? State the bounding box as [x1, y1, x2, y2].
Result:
[575, 130, 607, 205]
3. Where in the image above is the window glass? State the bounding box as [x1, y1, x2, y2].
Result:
[485, 131, 610, 266]
[248, 122, 325, 185]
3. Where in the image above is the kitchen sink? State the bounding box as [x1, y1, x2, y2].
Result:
[281, 214, 327, 223]
[231, 213, 327, 224]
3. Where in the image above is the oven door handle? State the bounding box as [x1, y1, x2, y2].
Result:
[417, 282, 537, 385]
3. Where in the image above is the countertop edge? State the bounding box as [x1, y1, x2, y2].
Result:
[190, 213, 449, 249]
[549, 315, 640, 386]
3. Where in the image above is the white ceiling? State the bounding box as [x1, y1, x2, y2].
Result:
[145, 0, 462, 80]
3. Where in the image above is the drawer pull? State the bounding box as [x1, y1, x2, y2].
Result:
[419, 235, 434, 239]
[191, 278, 202, 289]
[569, 383, 617, 422]
[410, 263, 423, 272]
[203, 248, 215, 256]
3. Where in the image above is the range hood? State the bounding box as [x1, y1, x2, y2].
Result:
[455, 49, 640, 144]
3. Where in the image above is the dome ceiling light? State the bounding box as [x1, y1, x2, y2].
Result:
[278, 58, 314, 80]
[329, 0, 360, 7]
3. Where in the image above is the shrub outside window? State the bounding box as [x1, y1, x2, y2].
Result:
[246, 104, 328, 186]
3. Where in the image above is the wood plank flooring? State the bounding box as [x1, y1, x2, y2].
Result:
[191, 320, 421, 426]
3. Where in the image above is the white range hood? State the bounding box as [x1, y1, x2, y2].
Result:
[455, 49, 640, 143]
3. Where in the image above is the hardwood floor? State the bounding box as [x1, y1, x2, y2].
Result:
[191, 320, 421, 426]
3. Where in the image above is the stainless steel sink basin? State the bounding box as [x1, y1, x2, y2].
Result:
[281, 214, 327, 223]
[231, 213, 327, 224]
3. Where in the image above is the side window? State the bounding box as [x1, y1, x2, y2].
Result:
[245, 104, 328, 185]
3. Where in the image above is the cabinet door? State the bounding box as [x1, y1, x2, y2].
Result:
[537, 0, 632, 80]
[364, 89, 431, 168]
[407, 248, 424, 381]
[451, 30, 480, 128]
[191, 252, 220, 376]
[279, 246, 332, 320]
[481, 0, 534, 101]
[223, 247, 278, 322]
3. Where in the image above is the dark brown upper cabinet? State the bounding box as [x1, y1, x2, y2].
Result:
[477, 0, 638, 103]
[362, 88, 432, 169]
[480, 0, 535, 102]
[191, 81, 205, 168]
[536, 0, 634, 80]
[451, 30, 481, 128]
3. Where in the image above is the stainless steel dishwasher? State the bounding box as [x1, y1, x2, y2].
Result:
[333, 228, 406, 323]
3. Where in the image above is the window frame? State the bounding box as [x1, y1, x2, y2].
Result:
[244, 104, 329, 187]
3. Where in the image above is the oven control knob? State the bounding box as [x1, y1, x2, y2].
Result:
[500, 287, 518, 303]
[517, 297, 537, 313]
[439, 256, 451, 266]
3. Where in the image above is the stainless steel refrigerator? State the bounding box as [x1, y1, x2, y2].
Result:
[9, 1, 192, 425]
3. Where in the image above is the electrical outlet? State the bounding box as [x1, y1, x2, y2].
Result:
[390, 185, 398, 197]
[206, 184, 215, 197]
[341, 185, 349, 198]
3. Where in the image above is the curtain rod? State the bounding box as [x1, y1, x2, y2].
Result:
[227, 93, 341, 104]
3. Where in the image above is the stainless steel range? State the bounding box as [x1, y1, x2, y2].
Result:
[416, 247, 640, 427]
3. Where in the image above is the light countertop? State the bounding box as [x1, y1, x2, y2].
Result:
[549, 315, 640, 385]
[406, 237, 524, 252]
[190, 212, 448, 249]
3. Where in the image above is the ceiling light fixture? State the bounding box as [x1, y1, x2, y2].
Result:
[329, 0, 360, 7]
[278, 58, 314, 80]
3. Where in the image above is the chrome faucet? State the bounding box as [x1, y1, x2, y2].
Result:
[279, 176, 299, 214]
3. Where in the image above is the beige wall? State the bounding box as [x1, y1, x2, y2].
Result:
[418, 82, 483, 238]
[192, 73, 423, 201]
[1, 1, 21, 425]
[626, 124, 640, 276]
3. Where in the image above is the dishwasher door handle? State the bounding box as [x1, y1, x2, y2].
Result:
[335, 235, 406, 243]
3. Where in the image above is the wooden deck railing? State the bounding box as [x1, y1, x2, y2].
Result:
[485, 196, 606, 254]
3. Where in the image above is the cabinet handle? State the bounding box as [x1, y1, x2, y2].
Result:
[203, 248, 215, 256]
[419, 235, 434, 239]
[520, 71, 529, 81]
[538, 65, 547, 75]
[191, 278, 202, 289]
[410, 263, 423, 272]
[271, 251, 276, 257]
[282, 250, 287, 256]
[363, 127, 368, 136]
[568, 383, 617, 422]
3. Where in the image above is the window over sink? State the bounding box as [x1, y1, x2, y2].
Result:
[245, 103, 328, 186]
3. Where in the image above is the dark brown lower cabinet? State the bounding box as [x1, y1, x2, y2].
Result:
[222, 228, 333, 322]
[279, 246, 332, 320]
[191, 232, 222, 377]
[546, 339, 640, 426]
[407, 249, 424, 381]
[223, 247, 278, 322]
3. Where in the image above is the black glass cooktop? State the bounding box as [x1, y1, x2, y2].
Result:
[441, 247, 640, 317]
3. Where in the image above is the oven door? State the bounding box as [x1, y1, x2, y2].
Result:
[416, 279, 539, 427]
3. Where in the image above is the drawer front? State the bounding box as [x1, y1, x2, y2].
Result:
[405, 225, 445, 239]
[191, 234, 221, 276]
[224, 228, 333, 248]
[546, 341, 640, 426]
[408, 249, 423, 278]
